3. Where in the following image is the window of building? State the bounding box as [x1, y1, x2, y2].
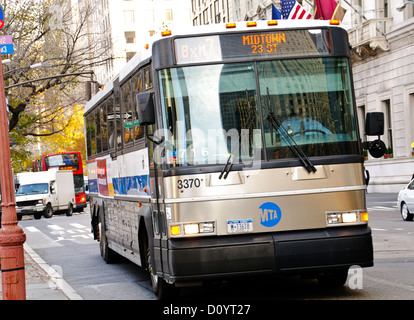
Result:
[410, 93, 414, 153]
[165, 9, 173, 22]
[357, 105, 366, 142]
[125, 31, 136, 44]
[126, 52, 136, 62]
[383, 99, 393, 154]
[124, 10, 135, 23]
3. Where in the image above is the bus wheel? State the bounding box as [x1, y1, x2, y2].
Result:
[146, 247, 177, 300]
[43, 204, 53, 218]
[317, 269, 348, 287]
[98, 219, 119, 263]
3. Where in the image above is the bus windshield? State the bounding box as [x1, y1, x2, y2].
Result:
[159, 57, 358, 167]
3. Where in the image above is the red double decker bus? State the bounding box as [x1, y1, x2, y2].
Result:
[33, 151, 87, 211]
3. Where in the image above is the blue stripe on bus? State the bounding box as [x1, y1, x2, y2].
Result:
[89, 174, 150, 196]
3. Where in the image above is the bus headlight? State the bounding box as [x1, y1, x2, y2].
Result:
[326, 210, 367, 226]
[170, 221, 215, 237]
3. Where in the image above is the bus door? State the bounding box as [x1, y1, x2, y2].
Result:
[139, 90, 170, 280]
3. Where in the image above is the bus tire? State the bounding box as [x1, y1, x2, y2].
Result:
[43, 204, 53, 218]
[98, 213, 119, 263]
[317, 269, 348, 287]
[143, 237, 177, 299]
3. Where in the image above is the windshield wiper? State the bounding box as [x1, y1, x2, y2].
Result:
[266, 88, 316, 173]
[219, 154, 233, 179]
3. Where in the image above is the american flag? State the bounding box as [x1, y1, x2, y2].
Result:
[281, 0, 312, 19]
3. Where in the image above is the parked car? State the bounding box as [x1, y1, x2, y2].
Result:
[397, 179, 414, 221]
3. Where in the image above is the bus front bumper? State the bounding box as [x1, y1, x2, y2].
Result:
[165, 225, 373, 283]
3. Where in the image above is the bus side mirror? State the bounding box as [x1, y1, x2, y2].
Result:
[363, 112, 386, 158]
[136, 92, 163, 145]
[365, 112, 384, 136]
[136, 92, 155, 126]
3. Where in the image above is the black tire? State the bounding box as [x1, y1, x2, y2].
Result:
[43, 204, 53, 218]
[66, 203, 73, 216]
[98, 210, 119, 263]
[401, 202, 414, 221]
[145, 243, 178, 299]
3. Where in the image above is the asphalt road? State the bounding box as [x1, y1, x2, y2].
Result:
[17, 193, 414, 301]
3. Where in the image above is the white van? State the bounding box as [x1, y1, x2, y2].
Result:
[16, 170, 76, 220]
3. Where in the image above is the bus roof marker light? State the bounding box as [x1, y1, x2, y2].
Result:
[226, 22, 236, 29]
[161, 30, 172, 37]
[268, 20, 278, 26]
[246, 21, 257, 27]
[329, 20, 340, 25]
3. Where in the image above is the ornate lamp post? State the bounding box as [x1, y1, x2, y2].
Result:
[0, 59, 27, 299]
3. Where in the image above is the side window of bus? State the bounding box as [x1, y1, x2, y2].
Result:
[121, 79, 134, 146]
[95, 105, 102, 153]
[132, 71, 145, 141]
[106, 96, 116, 150]
[144, 65, 152, 90]
[86, 113, 95, 156]
[100, 101, 108, 152]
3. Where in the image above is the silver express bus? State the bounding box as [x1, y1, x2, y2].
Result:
[84, 19, 385, 299]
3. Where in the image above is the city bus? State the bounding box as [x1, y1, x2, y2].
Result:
[33, 152, 87, 211]
[84, 20, 385, 299]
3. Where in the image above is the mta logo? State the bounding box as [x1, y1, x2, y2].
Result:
[259, 202, 282, 227]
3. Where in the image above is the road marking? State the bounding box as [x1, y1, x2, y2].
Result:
[70, 223, 87, 229]
[48, 224, 65, 231]
[24, 243, 83, 300]
[26, 226, 40, 232]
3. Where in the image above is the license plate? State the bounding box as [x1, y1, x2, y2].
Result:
[227, 219, 253, 233]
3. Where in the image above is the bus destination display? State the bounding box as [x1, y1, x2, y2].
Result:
[175, 29, 330, 64]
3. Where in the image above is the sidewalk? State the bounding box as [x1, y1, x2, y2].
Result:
[0, 244, 77, 300]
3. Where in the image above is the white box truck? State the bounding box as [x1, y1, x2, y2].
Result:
[16, 170, 76, 220]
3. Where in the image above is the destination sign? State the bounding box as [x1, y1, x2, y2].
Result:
[175, 29, 331, 64]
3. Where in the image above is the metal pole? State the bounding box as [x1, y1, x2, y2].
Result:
[0, 60, 27, 300]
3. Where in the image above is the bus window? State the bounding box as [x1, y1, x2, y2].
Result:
[90, 111, 97, 156]
[95, 106, 102, 153]
[159, 63, 261, 167]
[86, 113, 94, 156]
[101, 101, 108, 152]
[107, 96, 116, 150]
[121, 80, 134, 146]
[132, 71, 145, 141]
[258, 57, 359, 159]
[144, 65, 152, 90]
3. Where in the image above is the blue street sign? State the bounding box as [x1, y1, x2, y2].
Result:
[1, 44, 14, 54]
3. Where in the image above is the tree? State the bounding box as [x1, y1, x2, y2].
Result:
[1, 0, 110, 172]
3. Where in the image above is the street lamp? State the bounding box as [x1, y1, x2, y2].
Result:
[0, 61, 27, 299]
[396, 1, 414, 11]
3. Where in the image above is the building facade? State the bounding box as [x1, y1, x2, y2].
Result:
[88, 0, 192, 85]
[344, 0, 414, 193]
